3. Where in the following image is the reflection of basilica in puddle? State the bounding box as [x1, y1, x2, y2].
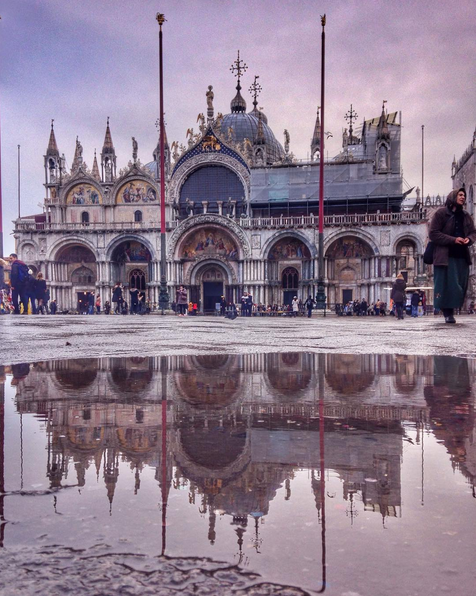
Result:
[1, 353, 475, 572]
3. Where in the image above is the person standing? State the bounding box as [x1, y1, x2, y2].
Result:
[35, 272, 48, 315]
[88, 291, 95, 315]
[8, 253, 29, 314]
[220, 295, 227, 316]
[429, 188, 476, 323]
[129, 287, 139, 314]
[292, 296, 299, 317]
[112, 283, 122, 314]
[95, 294, 101, 314]
[49, 299, 58, 315]
[246, 292, 253, 317]
[175, 285, 188, 316]
[304, 295, 315, 318]
[391, 273, 407, 320]
[410, 290, 420, 318]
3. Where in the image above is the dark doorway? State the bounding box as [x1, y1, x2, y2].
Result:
[203, 282, 223, 313]
[283, 291, 295, 306]
[342, 289, 353, 304]
[77, 292, 89, 314]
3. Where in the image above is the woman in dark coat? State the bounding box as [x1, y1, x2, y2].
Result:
[429, 188, 476, 323]
[35, 272, 48, 315]
[390, 273, 406, 320]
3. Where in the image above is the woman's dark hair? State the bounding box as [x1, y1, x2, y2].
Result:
[446, 187, 466, 209]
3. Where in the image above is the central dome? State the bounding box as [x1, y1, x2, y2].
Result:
[219, 111, 284, 165]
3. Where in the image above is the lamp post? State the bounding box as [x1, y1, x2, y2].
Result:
[157, 13, 169, 313]
[316, 15, 327, 313]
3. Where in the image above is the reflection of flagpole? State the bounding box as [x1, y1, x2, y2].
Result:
[161, 356, 168, 556]
[317, 353, 326, 592]
[0, 374, 5, 547]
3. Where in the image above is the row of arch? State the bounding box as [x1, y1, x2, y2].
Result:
[19, 224, 425, 265]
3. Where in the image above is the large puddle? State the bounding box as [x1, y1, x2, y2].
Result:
[0, 354, 475, 595]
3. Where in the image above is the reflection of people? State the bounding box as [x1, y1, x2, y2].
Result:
[391, 273, 406, 320]
[424, 356, 473, 475]
[429, 188, 476, 323]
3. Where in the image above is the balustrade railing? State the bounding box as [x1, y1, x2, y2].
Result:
[15, 210, 426, 233]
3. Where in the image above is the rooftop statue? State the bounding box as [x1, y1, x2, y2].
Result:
[132, 137, 138, 162]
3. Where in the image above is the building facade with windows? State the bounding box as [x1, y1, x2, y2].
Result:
[14, 60, 431, 312]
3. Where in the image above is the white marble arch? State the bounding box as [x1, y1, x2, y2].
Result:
[46, 235, 98, 262]
[105, 234, 157, 262]
[324, 228, 380, 256]
[185, 257, 238, 286]
[392, 233, 424, 255]
[260, 230, 317, 260]
[168, 214, 251, 260]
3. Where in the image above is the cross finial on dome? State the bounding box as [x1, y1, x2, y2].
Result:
[230, 50, 248, 89]
[249, 75, 262, 110]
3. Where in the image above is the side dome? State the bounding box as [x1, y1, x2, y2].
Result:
[219, 112, 285, 165]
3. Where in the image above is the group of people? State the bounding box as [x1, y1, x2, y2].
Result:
[111, 283, 149, 315]
[0, 253, 56, 315]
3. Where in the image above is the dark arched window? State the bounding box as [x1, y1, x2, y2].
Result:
[179, 165, 245, 216]
[81, 211, 89, 224]
[134, 210, 142, 222]
[282, 267, 298, 289]
[130, 268, 146, 290]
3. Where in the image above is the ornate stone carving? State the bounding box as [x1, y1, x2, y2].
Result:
[167, 214, 251, 260]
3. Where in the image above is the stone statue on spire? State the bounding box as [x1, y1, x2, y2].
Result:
[132, 137, 138, 163]
[206, 85, 214, 121]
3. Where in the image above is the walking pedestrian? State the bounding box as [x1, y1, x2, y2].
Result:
[50, 299, 58, 315]
[304, 295, 315, 318]
[8, 254, 30, 314]
[112, 282, 122, 314]
[35, 272, 48, 314]
[292, 296, 299, 317]
[391, 273, 407, 320]
[429, 188, 476, 323]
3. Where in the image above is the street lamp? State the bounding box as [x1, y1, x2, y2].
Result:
[157, 13, 170, 313]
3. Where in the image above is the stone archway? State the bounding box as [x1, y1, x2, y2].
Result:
[55, 243, 97, 310]
[188, 260, 231, 313]
[110, 240, 152, 289]
[325, 235, 374, 305]
[265, 235, 313, 305]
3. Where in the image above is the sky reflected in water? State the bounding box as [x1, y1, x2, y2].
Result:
[0, 354, 475, 595]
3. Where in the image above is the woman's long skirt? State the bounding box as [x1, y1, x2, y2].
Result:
[434, 258, 469, 309]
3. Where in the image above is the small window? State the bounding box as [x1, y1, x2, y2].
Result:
[81, 211, 89, 224]
[134, 210, 143, 222]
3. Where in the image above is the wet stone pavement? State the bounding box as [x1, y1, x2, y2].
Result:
[0, 318, 475, 594]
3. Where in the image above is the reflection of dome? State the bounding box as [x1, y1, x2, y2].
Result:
[55, 359, 98, 389]
[219, 112, 284, 165]
[325, 354, 375, 396]
[180, 425, 247, 470]
[110, 358, 153, 394]
[266, 353, 312, 397]
[174, 355, 241, 408]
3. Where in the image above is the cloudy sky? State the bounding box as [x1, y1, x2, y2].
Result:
[1, 0, 475, 254]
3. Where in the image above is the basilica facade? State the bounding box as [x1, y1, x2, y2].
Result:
[14, 64, 430, 311]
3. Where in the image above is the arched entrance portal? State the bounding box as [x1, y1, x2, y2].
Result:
[110, 240, 152, 289]
[265, 236, 312, 305]
[190, 263, 230, 313]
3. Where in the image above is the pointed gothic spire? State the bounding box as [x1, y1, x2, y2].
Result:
[47, 119, 59, 156]
[377, 101, 390, 141]
[71, 136, 83, 173]
[101, 118, 116, 182]
[102, 117, 115, 154]
[92, 150, 100, 181]
[311, 106, 321, 160]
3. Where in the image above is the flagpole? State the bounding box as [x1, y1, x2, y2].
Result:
[157, 13, 170, 313]
[316, 15, 327, 314]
